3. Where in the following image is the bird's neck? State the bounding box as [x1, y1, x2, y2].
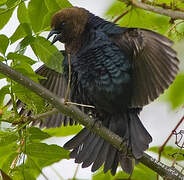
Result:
[64, 13, 125, 54]
[65, 38, 82, 54]
[64, 23, 92, 55]
[87, 13, 125, 34]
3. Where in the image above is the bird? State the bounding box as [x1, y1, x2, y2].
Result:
[20, 7, 180, 175]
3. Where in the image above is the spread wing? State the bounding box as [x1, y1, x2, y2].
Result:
[111, 28, 179, 107]
[15, 64, 78, 128]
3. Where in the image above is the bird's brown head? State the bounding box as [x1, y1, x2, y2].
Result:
[47, 7, 89, 46]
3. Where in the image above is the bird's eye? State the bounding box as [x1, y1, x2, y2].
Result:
[59, 22, 65, 28]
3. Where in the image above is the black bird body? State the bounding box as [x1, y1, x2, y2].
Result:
[63, 29, 132, 112]
[57, 10, 156, 174]
[19, 7, 179, 175]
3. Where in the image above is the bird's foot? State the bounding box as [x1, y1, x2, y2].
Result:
[90, 118, 102, 131]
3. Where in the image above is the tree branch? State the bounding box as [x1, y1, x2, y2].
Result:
[0, 61, 183, 179]
[12, 108, 59, 125]
[120, 0, 184, 20]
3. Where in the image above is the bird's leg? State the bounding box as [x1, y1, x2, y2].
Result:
[64, 53, 71, 104]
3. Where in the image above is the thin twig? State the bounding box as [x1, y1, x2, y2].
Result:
[31, 108, 59, 121]
[64, 53, 71, 104]
[10, 80, 18, 116]
[12, 108, 59, 125]
[158, 116, 184, 161]
[143, 0, 184, 12]
[113, 9, 130, 23]
[172, 141, 184, 167]
[157, 116, 184, 180]
[72, 164, 79, 180]
[66, 102, 95, 109]
[120, 0, 184, 20]
[166, 20, 184, 36]
[51, 166, 64, 180]
[63, 54, 95, 109]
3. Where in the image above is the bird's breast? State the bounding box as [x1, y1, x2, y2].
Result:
[64, 32, 133, 112]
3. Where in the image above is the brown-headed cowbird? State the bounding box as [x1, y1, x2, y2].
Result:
[46, 7, 179, 174]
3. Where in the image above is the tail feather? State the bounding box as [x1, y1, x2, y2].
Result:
[75, 134, 98, 163]
[64, 110, 152, 175]
[104, 146, 117, 173]
[119, 153, 134, 174]
[111, 151, 119, 175]
[91, 141, 110, 172]
[129, 113, 152, 159]
[82, 138, 104, 168]
[64, 128, 90, 149]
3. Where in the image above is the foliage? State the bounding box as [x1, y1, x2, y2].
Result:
[0, 0, 183, 179]
[92, 163, 156, 180]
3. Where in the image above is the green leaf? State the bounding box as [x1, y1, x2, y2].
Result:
[93, 163, 156, 180]
[41, 11, 54, 31]
[0, 109, 13, 123]
[45, 0, 72, 11]
[11, 166, 37, 180]
[163, 74, 184, 109]
[7, 52, 36, 65]
[12, 83, 45, 114]
[0, 0, 7, 6]
[0, 134, 18, 172]
[6, 0, 18, 7]
[92, 168, 112, 180]
[10, 23, 32, 44]
[17, 35, 35, 52]
[0, 4, 14, 30]
[17, 2, 30, 24]
[44, 124, 82, 137]
[149, 146, 184, 161]
[131, 163, 156, 180]
[44, 0, 60, 12]
[0, 56, 5, 61]
[106, 1, 170, 34]
[13, 61, 39, 82]
[27, 127, 50, 142]
[55, 0, 72, 9]
[0, 85, 10, 106]
[42, 0, 72, 31]
[2, 152, 18, 173]
[0, 72, 7, 79]
[0, 142, 17, 162]
[0, 131, 18, 146]
[10, 61, 45, 114]
[0, 34, 9, 55]
[28, 0, 48, 33]
[26, 143, 69, 167]
[31, 36, 63, 73]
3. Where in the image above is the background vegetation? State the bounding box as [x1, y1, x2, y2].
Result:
[0, 0, 184, 179]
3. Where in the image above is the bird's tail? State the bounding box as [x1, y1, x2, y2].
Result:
[64, 110, 152, 175]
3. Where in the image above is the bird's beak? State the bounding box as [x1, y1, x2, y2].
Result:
[47, 29, 62, 44]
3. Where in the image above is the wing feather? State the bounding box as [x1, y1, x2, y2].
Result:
[111, 28, 179, 107]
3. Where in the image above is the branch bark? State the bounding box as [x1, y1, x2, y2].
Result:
[0, 61, 183, 179]
[120, 0, 184, 20]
